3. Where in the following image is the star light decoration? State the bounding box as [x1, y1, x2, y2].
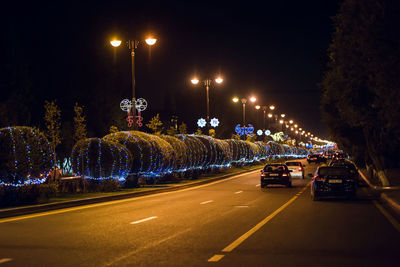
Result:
[235, 124, 254, 136]
[210, 118, 220, 128]
[197, 118, 207, 128]
[120, 98, 148, 127]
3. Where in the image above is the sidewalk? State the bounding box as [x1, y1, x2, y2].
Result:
[0, 167, 261, 219]
[358, 169, 400, 217]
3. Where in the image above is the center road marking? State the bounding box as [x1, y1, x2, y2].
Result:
[0, 258, 12, 264]
[207, 182, 310, 262]
[234, 191, 243, 194]
[130, 216, 157, 225]
[200, 200, 213, 205]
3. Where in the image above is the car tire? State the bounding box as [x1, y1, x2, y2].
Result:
[287, 181, 292, 187]
[302, 174, 305, 179]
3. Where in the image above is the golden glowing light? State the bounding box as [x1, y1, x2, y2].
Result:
[232, 97, 239, 103]
[295, 130, 299, 134]
[294, 124, 298, 128]
[215, 77, 223, 84]
[255, 105, 261, 110]
[269, 105, 275, 110]
[279, 120, 284, 124]
[268, 113, 273, 118]
[291, 128, 294, 131]
[289, 120, 293, 124]
[191, 78, 200, 85]
[286, 125, 289, 128]
[110, 39, 122, 47]
[281, 114, 285, 118]
[145, 37, 157, 46]
[250, 97, 257, 103]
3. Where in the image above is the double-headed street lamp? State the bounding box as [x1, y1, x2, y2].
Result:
[110, 36, 157, 129]
[233, 96, 256, 126]
[191, 76, 223, 133]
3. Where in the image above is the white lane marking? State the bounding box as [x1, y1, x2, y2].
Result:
[256, 184, 261, 187]
[200, 200, 214, 205]
[0, 258, 12, 264]
[234, 191, 243, 194]
[130, 216, 158, 224]
[235, 206, 249, 208]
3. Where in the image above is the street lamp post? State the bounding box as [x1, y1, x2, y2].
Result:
[191, 76, 223, 134]
[233, 96, 256, 139]
[111, 36, 157, 129]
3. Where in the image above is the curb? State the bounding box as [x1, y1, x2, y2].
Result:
[0, 168, 261, 219]
[358, 169, 400, 216]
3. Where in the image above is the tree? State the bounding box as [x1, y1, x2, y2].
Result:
[166, 126, 177, 136]
[146, 113, 163, 134]
[73, 103, 87, 143]
[44, 100, 62, 165]
[178, 122, 187, 134]
[195, 128, 202, 135]
[321, 0, 400, 185]
[109, 126, 119, 134]
[208, 129, 216, 138]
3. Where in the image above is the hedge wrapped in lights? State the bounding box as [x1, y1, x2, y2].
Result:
[71, 138, 132, 181]
[192, 135, 232, 168]
[0, 126, 54, 186]
[103, 131, 174, 177]
[159, 135, 188, 172]
[175, 134, 207, 170]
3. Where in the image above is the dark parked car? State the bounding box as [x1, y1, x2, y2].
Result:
[307, 154, 327, 164]
[311, 166, 357, 201]
[329, 160, 359, 185]
[261, 164, 292, 188]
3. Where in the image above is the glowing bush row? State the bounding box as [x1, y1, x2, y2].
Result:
[71, 131, 309, 179]
[0, 126, 54, 186]
[71, 138, 132, 181]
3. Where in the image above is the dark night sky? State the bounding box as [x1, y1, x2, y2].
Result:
[1, 0, 341, 139]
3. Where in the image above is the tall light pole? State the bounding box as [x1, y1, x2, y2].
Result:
[111, 36, 157, 129]
[233, 96, 256, 126]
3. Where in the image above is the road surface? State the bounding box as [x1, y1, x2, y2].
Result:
[1, 159, 399, 266]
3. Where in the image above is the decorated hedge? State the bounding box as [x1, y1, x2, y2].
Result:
[0, 126, 54, 186]
[71, 138, 132, 181]
[159, 135, 188, 172]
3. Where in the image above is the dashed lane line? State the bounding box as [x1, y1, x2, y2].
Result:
[208, 254, 225, 262]
[200, 200, 214, 205]
[234, 191, 243, 194]
[130, 216, 158, 225]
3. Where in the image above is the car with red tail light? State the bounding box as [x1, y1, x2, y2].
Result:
[310, 166, 357, 201]
[285, 161, 305, 179]
[260, 164, 292, 188]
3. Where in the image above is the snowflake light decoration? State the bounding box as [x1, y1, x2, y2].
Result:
[197, 118, 207, 128]
[257, 129, 263, 136]
[210, 118, 219, 127]
[264, 130, 271, 136]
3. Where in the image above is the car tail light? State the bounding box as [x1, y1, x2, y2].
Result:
[282, 173, 288, 177]
[261, 173, 266, 177]
[298, 167, 303, 171]
[314, 176, 325, 182]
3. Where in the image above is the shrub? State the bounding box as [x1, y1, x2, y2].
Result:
[159, 135, 188, 172]
[71, 138, 132, 181]
[0, 126, 54, 186]
[175, 134, 207, 170]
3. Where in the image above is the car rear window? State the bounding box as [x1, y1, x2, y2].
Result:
[318, 167, 349, 176]
[264, 165, 286, 172]
[285, 162, 300, 166]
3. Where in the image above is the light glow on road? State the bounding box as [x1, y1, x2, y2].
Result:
[0, 258, 12, 264]
[130, 216, 158, 224]
[200, 200, 214, 205]
[234, 191, 243, 194]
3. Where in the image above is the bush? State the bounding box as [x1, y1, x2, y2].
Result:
[175, 134, 207, 170]
[103, 131, 174, 177]
[0, 126, 54, 186]
[159, 135, 188, 172]
[0, 183, 58, 207]
[71, 138, 132, 181]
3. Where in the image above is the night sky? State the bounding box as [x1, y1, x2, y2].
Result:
[1, 1, 341, 139]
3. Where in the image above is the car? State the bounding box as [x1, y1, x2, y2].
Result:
[329, 160, 359, 185]
[260, 164, 292, 188]
[332, 152, 346, 161]
[307, 154, 327, 164]
[285, 161, 305, 179]
[310, 166, 357, 201]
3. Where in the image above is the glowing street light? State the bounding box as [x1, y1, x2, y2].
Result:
[255, 105, 261, 110]
[145, 37, 157, 46]
[268, 113, 273, 118]
[110, 39, 122, 47]
[280, 114, 285, 118]
[232, 97, 239, 103]
[289, 120, 293, 124]
[279, 120, 284, 124]
[110, 35, 158, 129]
[269, 105, 275, 110]
[250, 96, 257, 103]
[232, 96, 257, 126]
[191, 75, 224, 133]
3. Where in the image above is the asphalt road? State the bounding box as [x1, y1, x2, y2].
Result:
[1, 159, 399, 267]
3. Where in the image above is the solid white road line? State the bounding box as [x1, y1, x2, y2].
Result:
[0, 258, 12, 264]
[234, 191, 243, 194]
[130, 216, 158, 225]
[200, 200, 214, 205]
[234, 206, 249, 208]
